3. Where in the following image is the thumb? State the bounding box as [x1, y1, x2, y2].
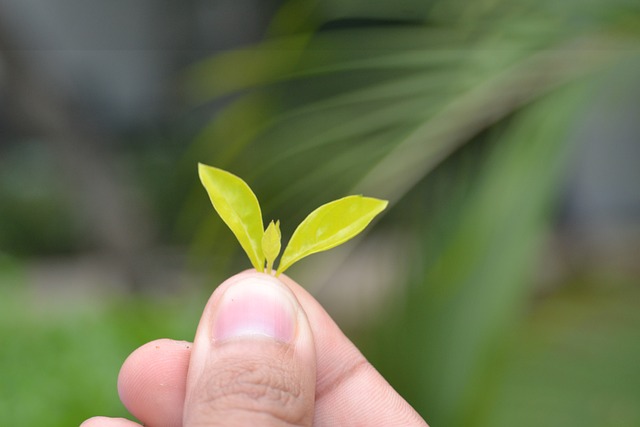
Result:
[183, 271, 317, 427]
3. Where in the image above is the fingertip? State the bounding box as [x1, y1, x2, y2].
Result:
[80, 416, 141, 427]
[118, 338, 191, 394]
[118, 338, 191, 427]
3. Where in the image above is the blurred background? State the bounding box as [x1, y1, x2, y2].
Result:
[1, 0, 639, 425]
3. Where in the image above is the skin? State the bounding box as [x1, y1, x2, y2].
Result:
[82, 270, 428, 427]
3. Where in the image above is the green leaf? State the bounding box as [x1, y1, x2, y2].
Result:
[277, 195, 388, 275]
[198, 163, 265, 271]
[262, 220, 281, 274]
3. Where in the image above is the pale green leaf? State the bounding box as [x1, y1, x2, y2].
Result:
[198, 163, 265, 270]
[262, 220, 281, 274]
[277, 196, 388, 275]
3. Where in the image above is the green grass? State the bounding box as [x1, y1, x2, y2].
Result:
[487, 281, 640, 427]
[0, 256, 203, 426]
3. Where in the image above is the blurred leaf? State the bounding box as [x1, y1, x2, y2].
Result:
[183, 35, 311, 103]
[363, 86, 589, 427]
[352, 36, 626, 204]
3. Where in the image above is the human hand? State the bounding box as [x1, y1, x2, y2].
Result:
[82, 270, 428, 426]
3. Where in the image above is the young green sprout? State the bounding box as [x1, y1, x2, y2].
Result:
[262, 220, 281, 274]
[198, 163, 388, 276]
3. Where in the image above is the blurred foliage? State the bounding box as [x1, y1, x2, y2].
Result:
[175, 0, 640, 425]
[179, 0, 639, 253]
[360, 90, 585, 426]
[0, 143, 82, 255]
[0, 255, 204, 426]
[0, 132, 188, 255]
[487, 279, 640, 427]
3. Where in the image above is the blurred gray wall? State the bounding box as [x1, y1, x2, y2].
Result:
[0, 0, 277, 127]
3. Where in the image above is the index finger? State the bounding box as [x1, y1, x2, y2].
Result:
[277, 273, 427, 426]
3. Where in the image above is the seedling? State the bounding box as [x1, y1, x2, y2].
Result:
[198, 163, 388, 276]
